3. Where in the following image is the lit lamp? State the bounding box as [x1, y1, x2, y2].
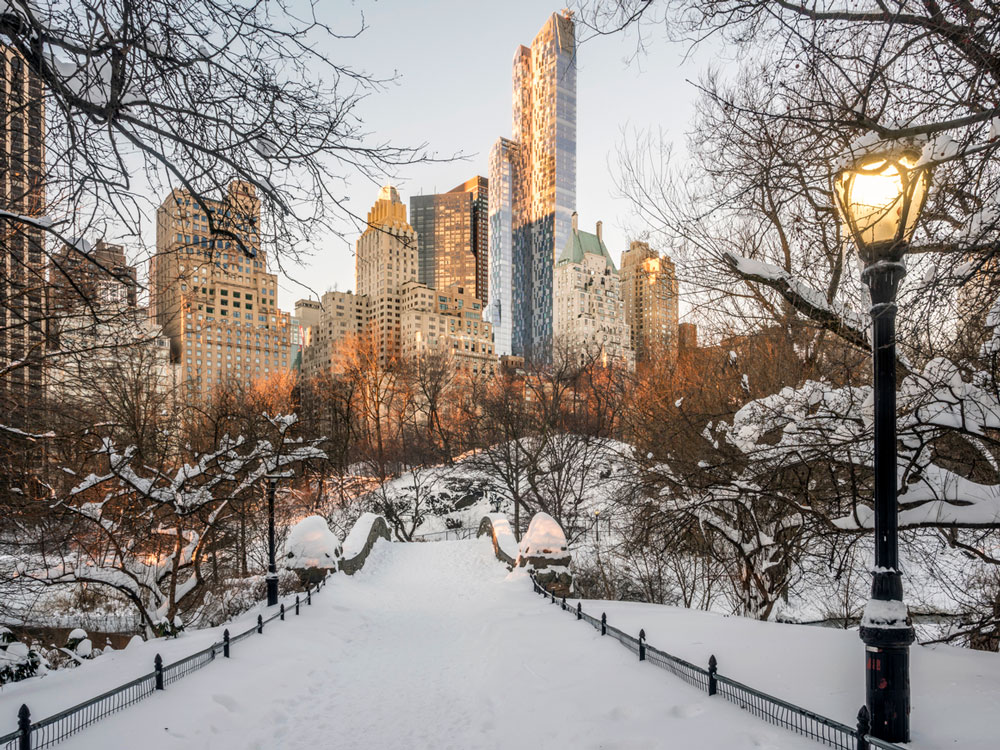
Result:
[833, 149, 930, 743]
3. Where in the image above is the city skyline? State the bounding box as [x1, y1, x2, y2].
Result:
[264, 1, 708, 311]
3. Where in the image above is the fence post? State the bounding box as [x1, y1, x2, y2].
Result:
[17, 703, 30, 750]
[307, 585, 312, 605]
[708, 654, 717, 696]
[295, 595, 300, 615]
[601, 613, 607, 636]
[223, 629, 230, 658]
[550, 591, 556, 604]
[280, 604, 285, 621]
[561, 596, 566, 611]
[257, 615, 263, 634]
[154, 654, 164, 690]
[856, 706, 871, 750]
[577, 602, 582, 621]
[639, 629, 646, 661]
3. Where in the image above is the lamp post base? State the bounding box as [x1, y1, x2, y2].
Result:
[860, 591, 915, 743]
[266, 574, 279, 607]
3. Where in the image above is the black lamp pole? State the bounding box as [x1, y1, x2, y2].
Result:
[835, 151, 929, 744]
[859, 250, 914, 743]
[266, 475, 278, 607]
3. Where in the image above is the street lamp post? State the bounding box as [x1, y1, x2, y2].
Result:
[265, 475, 279, 607]
[833, 148, 930, 743]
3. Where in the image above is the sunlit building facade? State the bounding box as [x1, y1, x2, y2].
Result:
[553, 214, 632, 369]
[355, 185, 419, 366]
[410, 177, 489, 305]
[1, 45, 46, 425]
[152, 181, 292, 399]
[488, 11, 576, 362]
[300, 290, 368, 379]
[400, 280, 497, 376]
[620, 241, 680, 366]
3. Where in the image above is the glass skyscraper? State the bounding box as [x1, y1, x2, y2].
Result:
[487, 11, 577, 360]
[410, 176, 489, 304]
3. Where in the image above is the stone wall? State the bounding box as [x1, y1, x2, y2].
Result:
[339, 515, 391, 575]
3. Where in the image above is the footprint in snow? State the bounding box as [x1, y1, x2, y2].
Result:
[669, 702, 706, 719]
[212, 693, 240, 713]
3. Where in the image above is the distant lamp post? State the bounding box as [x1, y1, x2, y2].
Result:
[833, 148, 930, 743]
[594, 509, 601, 546]
[265, 474, 280, 607]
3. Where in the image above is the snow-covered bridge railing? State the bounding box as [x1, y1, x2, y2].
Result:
[1, 515, 391, 750]
[476, 514, 518, 568]
[339, 514, 391, 575]
[528, 577, 907, 750]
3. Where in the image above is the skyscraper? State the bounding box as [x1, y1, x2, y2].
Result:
[1, 45, 46, 424]
[355, 185, 419, 366]
[410, 176, 489, 304]
[50, 240, 138, 312]
[152, 181, 293, 399]
[486, 138, 518, 356]
[487, 11, 576, 360]
[620, 241, 680, 365]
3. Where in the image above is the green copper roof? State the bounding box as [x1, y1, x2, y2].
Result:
[558, 228, 617, 272]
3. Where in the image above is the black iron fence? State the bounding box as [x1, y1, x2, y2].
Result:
[1, 579, 326, 750]
[529, 576, 906, 750]
[411, 527, 477, 542]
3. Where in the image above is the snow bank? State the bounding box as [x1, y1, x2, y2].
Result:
[282, 516, 343, 570]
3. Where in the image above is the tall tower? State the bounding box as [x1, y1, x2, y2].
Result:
[1, 46, 46, 426]
[152, 181, 292, 399]
[620, 241, 680, 365]
[487, 11, 577, 361]
[410, 176, 488, 303]
[355, 185, 418, 365]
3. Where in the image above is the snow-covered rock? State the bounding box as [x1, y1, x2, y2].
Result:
[283, 516, 343, 580]
[517, 513, 569, 562]
[516, 513, 572, 597]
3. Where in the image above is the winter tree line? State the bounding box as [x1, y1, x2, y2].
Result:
[3, 0, 1000, 667]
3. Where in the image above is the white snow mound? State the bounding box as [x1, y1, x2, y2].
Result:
[283, 516, 343, 570]
[518, 512, 568, 559]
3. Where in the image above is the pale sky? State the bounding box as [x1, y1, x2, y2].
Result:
[270, 0, 715, 312]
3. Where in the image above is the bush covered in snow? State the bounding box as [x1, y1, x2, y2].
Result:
[0, 627, 45, 685]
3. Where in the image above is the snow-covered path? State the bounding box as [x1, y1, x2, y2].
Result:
[53, 539, 816, 750]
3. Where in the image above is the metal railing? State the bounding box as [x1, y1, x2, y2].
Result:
[529, 576, 904, 750]
[3, 579, 327, 750]
[411, 527, 476, 542]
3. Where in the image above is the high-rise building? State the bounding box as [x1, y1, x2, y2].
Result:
[553, 214, 632, 368]
[620, 241, 680, 365]
[486, 138, 518, 356]
[152, 181, 292, 398]
[300, 290, 368, 379]
[1, 45, 46, 424]
[488, 11, 576, 361]
[355, 185, 419, 366]
[50, 239, 138, 312]
[400, 280, 496, 376]
[410, 177, 489, 305]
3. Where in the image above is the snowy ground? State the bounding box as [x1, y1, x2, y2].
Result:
[1, 538, 994, 749]
[3, 539, 817, 750]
